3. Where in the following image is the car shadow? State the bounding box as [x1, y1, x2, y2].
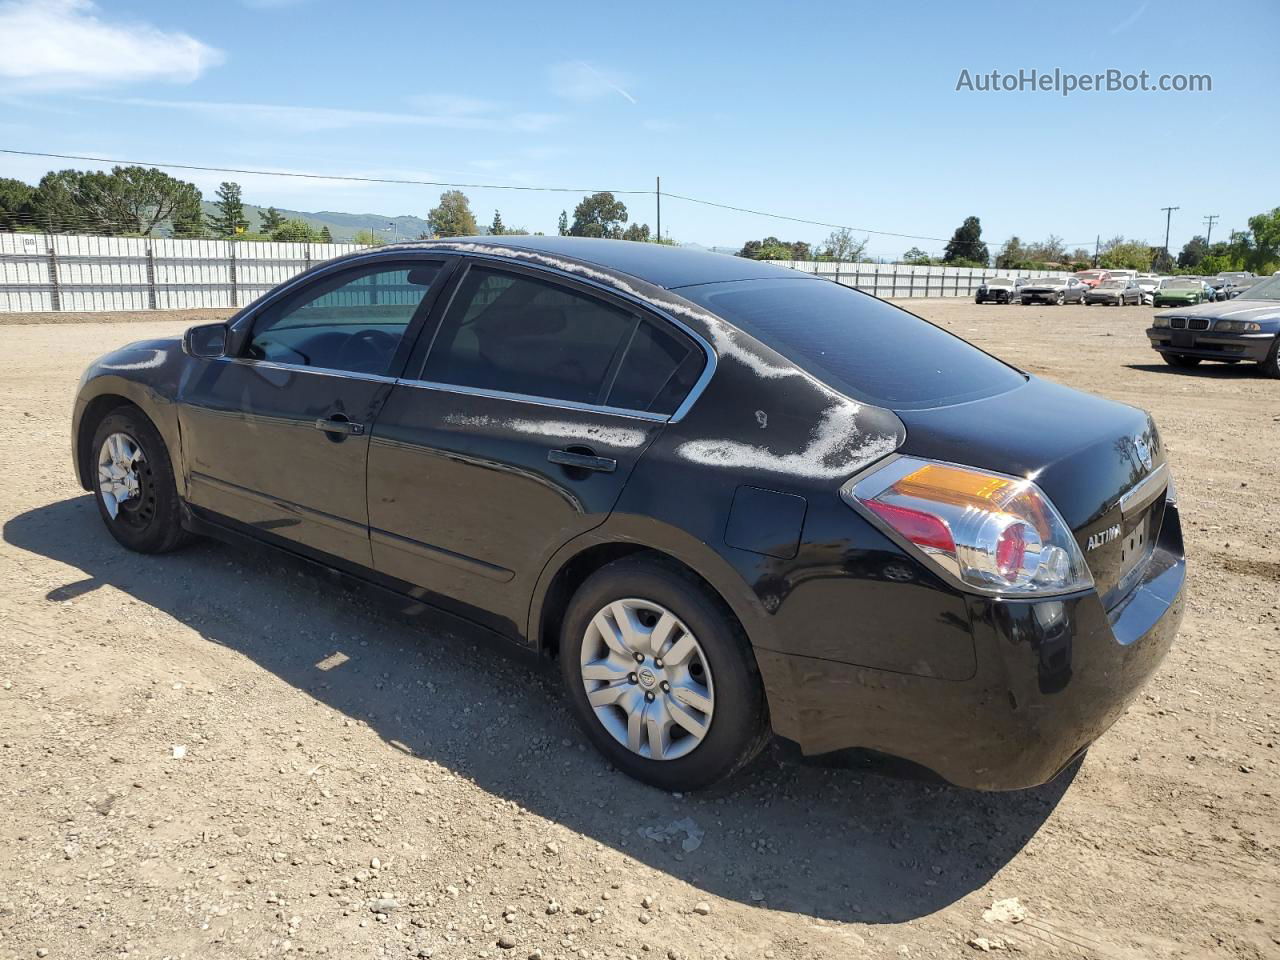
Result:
[4, 496, 1075, 924]
[1125, 362, 1262, 378]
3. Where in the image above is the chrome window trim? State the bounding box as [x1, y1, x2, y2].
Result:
[1118, 463, 1169, 521]
[429, 251, 718, 424]
[394, 377, 670, 422]
[219, 356, 398, 384]
[225, 246, 720, 423]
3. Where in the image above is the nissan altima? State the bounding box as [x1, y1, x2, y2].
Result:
[72, 237, 1185, 792]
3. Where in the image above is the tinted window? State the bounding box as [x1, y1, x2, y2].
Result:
[682, 278, 1025, 409]
[607, 319, 702, 415]
[248, 262, 440, 376]
[421, 266, 698, 411]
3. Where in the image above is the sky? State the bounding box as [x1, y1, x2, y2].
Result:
[0, 0, 1277, 259]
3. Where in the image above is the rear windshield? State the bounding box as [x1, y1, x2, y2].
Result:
[681, 278, 1025, 409]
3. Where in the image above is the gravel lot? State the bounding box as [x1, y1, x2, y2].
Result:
[1, 300, 1277, 960]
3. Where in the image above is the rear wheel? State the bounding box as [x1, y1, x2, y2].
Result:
[1162, 353, 1202, 369]
[559, 556, 768, 791]
[90, 408, 191, 553]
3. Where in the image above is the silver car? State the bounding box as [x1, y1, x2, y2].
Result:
[1019, 276, 1088, 305]
[1084, 278, 1144, 306]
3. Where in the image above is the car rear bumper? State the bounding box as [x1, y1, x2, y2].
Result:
[1146, 329, 1275, 361]
[757, 502, 1185, 791]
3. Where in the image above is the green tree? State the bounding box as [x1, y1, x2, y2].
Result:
[489, 209, 505, 236]
[996, 236, 1026, 269]
[1177, 235, 1208, 269]
[738, 236, 808, 260]
[622, 222, 651, 242]
[352, 228, 383, 245]
[271, 219, 319, 242]
[209, 181, 250, 238]
[943, 215, 988, 264]
[1099, 240, 1156, 271]
[902, 247, 934, 265]
[318, 225, 333, 243]
[1025, 234, 1067, 264]
[28, 166, 200, 236]
[0, 177, 35, 231]
[259, 206, 286, 234]
[557, 210, 569, 236]
[1245, 207, 1280, 273]
[570, 192, 628, 238]
[427, 189, 478, 237]
[820, 227, 868, 262]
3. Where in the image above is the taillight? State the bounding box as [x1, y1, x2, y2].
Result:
[840, 457, 1093, 596]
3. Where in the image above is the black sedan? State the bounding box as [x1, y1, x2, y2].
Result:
[72, 237, 1185, 792]
[1146, 273, 1280, 375]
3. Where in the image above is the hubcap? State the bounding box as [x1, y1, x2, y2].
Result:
[579, 598, 715, 761]
[97, 432, 145, 520]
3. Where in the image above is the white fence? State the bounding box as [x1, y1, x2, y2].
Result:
[0, 233, 368, 313]
[0, 232, 1076, 313]
[767, 260, 1069, 298]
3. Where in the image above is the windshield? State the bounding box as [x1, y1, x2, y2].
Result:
[1236, 275, 1280, 300]
[1028, 277, 1061, 285]
[683, 278, 1025, 409]
[986, 278, 1013, 286]
[1162, 279, 1200, 289]
[1097, 281, 1124, 289]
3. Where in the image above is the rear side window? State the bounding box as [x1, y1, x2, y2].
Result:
[682, 278, 1025, 409]
[420, 266, 702, 414]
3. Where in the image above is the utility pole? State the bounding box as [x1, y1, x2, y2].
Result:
[1094, 234, 1100, 267]
[655, 176, 661, 244]
[1160, 206, 1180, 264]
[1203, 214, 1219, 247]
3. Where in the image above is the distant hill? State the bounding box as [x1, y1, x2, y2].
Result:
[199, 201, 432, 242]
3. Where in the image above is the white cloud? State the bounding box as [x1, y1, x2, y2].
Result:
[549, 61, 637, 104]
[0, 0, 223, 91]
[96, 96, 564, 136]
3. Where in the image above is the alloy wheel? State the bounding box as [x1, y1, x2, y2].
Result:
[578, 598, 715, 761]
[97, 432, 147, 521]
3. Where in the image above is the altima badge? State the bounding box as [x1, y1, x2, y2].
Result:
[1087, 525, 1122, 551]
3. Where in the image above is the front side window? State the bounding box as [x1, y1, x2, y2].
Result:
[419, 266, 701, 413]
[247, 261, 442, 376]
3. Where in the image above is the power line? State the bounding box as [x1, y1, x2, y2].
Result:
[0, 146, 1105, 253]
[0, 148, 652, 195]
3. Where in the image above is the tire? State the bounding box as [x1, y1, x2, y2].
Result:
[559, 555, 769, 791]
[1261, 338, 1280, 379]
[1162, 353, 1202, 369]
[90, 407, 192, 554]
[1054, 292, 1065, 305]
[1021, 298, 1031, 306]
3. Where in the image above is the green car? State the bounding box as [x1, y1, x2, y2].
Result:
[1153, 278, 1208, 307]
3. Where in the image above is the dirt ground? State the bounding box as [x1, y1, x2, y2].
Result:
[1, 300, 1277, 960]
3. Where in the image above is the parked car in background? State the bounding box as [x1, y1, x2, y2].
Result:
[1206, 277, 1237, 301]
[1020, 276, 1089, 305]
[70, 235, 1186, 792]
[974, 276, 1023, 304]
[1073, 269, 1111, 288]
[1136, 275, 1162, 305]
[1147, 273, 1280, 376]
[1153, 278, 1210, 307]
[1084, 278, 1144, 306]
[1229, 277, 1262, 298]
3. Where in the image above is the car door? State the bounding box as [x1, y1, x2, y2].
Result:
[178, 255, 455, 565]
[366, 259, 708, 639]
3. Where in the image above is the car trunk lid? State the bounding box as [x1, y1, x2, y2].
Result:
[893, 376, 1167, 608]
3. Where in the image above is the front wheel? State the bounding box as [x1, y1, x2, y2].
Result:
[560, 556, 769, 791]
[91, 407, 191, 553]
[1054, 292, 1065, 305]
[1261, 339, 1280, 379]
[1162, 353, 1202, 369]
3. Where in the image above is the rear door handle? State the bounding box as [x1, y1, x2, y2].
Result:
[547, 449, 616, 473]
[314, 417, 364, 436]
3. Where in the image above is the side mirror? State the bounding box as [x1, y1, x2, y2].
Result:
[183, 323, 228, 359]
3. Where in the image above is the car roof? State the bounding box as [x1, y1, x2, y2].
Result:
[379, 235, 805, 291]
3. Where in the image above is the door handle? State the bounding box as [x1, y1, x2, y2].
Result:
[314, 417, 364, 436]
[548, 448, 616, 473]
